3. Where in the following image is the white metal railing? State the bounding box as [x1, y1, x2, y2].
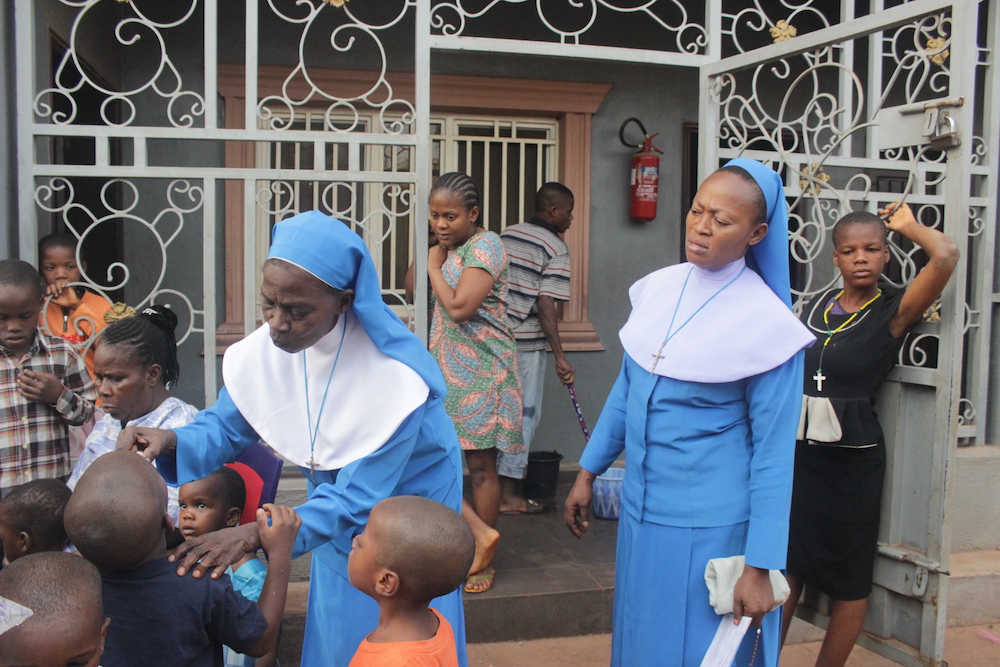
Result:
[17, 1, 995, 449]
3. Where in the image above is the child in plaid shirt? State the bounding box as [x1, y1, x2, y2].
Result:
[0, 259, 96, 498]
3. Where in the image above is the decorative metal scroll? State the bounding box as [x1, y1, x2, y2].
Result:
[260, 0, 417, 135]
[35, 1, 205, 128]
[430, 0, 709, 55]
[23, 0, 422, 404]
[720, 0, 836, 57]
[34, 177, 206, 354]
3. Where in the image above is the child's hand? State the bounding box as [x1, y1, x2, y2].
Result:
[878, 201, 918, 233]
[46, 282, 81, 309]
[18, 369, 66, 405]
[257, 504, 300, 562]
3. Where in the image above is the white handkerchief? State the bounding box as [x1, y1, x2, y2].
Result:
[797, 395, 844, 443]
[704, 555, 790, 615]
[0, 596, 33, 635]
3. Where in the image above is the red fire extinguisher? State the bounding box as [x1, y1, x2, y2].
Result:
[620, 118, 662, 222]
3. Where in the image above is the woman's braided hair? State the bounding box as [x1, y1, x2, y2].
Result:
[431, 172, 481, 212]
[99, 304, 180, 387]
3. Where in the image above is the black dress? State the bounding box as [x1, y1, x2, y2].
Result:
[786, 287, 907, 601]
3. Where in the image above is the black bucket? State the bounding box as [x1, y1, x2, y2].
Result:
[523, 450, 564, 500]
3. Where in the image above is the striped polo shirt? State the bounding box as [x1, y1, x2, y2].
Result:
[500, 218, 571, 351]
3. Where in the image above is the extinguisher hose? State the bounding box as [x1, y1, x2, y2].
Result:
[619, 117, 648, 149]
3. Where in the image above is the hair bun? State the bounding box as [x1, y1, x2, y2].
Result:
[104, 302, 136, 324]
[140, 305, 178, 336]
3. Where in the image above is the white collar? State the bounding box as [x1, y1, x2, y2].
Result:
[619, 259, 814, 383]
[223, 313, 429, 470]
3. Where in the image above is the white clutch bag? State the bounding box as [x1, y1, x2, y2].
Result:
[704, 555, 790, 615]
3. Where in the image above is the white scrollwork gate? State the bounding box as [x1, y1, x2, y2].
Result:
[16, 2, 1000, 661]
[17, 1, 430, 407]
[701, 1, 994, 664]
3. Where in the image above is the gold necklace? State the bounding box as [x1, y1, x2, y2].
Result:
[812, 288, 882, 392]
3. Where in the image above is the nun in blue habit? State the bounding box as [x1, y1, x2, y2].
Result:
[118, 211, 468, 667]
[565, 158, 814, 666]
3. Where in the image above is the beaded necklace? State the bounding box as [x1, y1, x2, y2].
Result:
[812, 288, 882, 392]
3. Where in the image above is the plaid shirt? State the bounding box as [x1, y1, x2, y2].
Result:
[0, 332, 96, 498]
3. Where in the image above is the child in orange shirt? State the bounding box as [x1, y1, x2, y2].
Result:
[347, 496, 474, 667]
[38, 233, 112, 381]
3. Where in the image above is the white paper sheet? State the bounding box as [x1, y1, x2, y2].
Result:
[699, 614, 752, 667]
[0, 596, 33, 636]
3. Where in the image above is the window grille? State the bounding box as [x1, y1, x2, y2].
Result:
[255, 113, 559, 310]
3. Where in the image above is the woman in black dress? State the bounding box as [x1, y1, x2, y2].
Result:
[781, 202, 959, 667]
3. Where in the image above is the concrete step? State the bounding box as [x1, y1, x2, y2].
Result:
[951, 445, 1000, 552]
[947, 550, 1000, 628]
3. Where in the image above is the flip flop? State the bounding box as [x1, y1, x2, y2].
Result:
[499, 499, 550, 515]
[464, 570, 494, 594]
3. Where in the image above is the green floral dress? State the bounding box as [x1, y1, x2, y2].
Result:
[429, 231, 524, 453]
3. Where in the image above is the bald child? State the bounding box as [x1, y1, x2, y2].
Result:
[0, 552, 108, 667]
[347, 495, 475, 667]
[65, 451, 299, 667]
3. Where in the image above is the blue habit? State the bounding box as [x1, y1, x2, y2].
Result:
[157, 387, 467, 667]
[579, 352, 802, 666]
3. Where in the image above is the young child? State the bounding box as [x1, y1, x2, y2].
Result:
[347, 495, 475, 667]
[180, 466, 279, 667]
[0, 259, 97, 499]
[64, 450, 298, 667]
[0, 478, 72, 564]
[37, 233, 112, 380]
[0, 551, 110, 667]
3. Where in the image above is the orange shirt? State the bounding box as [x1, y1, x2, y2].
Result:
[348, 609, 459, 667]
[40, 290, 112, 381]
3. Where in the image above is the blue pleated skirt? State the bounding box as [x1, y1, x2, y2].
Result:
[612, 511, 780, 666]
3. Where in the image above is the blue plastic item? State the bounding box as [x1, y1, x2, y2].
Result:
[593, 467, 625, 520]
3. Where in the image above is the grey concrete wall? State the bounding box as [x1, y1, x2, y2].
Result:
[436, 52, 699, 465]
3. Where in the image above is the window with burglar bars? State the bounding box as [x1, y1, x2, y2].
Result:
[255, 112, 559, 308]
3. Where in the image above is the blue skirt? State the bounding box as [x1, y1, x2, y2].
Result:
[612, 512, 780, 666]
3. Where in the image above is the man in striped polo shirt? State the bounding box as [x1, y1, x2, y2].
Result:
[498, 182, 575, 514]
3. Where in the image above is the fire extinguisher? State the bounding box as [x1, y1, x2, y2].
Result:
[620, 118, 663, 222]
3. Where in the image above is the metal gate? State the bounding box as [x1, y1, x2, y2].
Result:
[700, 1, 994, 664]
[16, 1, 431, 407]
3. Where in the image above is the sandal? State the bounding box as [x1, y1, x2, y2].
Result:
[499, 499, 550, 515]
[464, 569, 494, 594]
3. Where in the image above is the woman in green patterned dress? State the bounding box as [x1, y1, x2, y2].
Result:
[426, 172, 524, 594]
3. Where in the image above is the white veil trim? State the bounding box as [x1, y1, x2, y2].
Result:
[619, 260, 814, 383]
[223, 313, 429, 470]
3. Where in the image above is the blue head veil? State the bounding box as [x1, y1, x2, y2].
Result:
[723, 157, 792, 308]
[267, 210, 447, 398]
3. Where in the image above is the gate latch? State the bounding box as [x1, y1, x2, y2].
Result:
[879, 96, 963, 151]
[928, 110, 960, 151]
[912, 565, 929, 597]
